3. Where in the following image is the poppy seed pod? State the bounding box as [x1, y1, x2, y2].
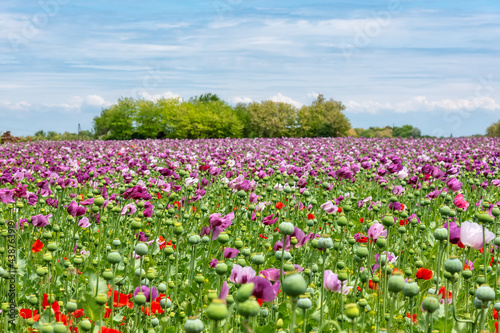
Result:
[237, 297, 261, 317]
[318, 235, 333, 249]
[402, 281, 420, 297]
[184, 317, 204, 333]
[475, 285, 495, 302]
[444, 257, 462, 274]
[206, 299, 228, 321]
[279, 221, 295, 235]
[283, 272, 307, 297]
[135, 242, 148, 256]
[387, 273, 405, 293]
[345, 303, 360, 319]
[421, 296, 440, 313]
[433, 228, 448, 241]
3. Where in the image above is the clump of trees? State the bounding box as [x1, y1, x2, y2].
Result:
[26, 130, 94, 141]
[487, 120, 500, 137]
[352, 125, 422, 138]
[92, 93, 351, 140]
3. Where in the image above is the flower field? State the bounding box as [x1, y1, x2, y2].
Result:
[2, 137, 500, 333]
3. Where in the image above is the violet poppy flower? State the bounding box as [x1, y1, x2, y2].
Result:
[224, 248, 240, 259]
[78, 217, 91, 228]
[122, 185, 152, 200]
[443, 222, 461, 244]
[0, 188, 15, 204]
[207, 212, 235, 240]
[219, 281, 229, 300]
[320, 200, 338, 214]
[67, 201, 87, 217]
[324, 270, 352, 294]
[31, 214, 52, 227]
[446, 178, 462, 192]
[229, 264, 256, 284]
[121, 203, 137, 216]
[260, 268, 281, 282]
[367, 223, 387, 240]
[249, 276, 278, 302]
[460, 221, 495, 250]
[143, 201, 154, 218]
[392, 185, 405, 196]
[262, 214, 279, 225]
[210, 259, 218, 268]
[134, 285, 159, 302]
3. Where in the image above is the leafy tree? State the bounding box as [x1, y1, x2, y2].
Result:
[393, 124, 421, 138]
[247, 101, 297, 138]
[297, 94, 350, 137]
[487, 119, 500, 137]
[233, 103, 253, 138]
[93, 97, 137, 140]
[189, 93, 221, 104]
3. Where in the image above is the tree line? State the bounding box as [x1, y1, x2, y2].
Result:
[91, 93, 351, 140]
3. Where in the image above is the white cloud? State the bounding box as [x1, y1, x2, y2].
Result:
[137, 91, 182, 102]
[86, 95, 111, 107]
[232, 96, 252, 104]
[346, 96, 500, 114]
[0, 100, 31, 110]
[269, 93, 303, 108]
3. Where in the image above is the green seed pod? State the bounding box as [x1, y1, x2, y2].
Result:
[173, 223, 184, 235]
[476, 285, 495, 302]
[234, 239, 244, 249]
[237, 297, 261, 317]
[66, 299, 78, 312]
[134, 293, 147, 305]
[79, 319, 92, 332]
[477, 213, 494, 223]
[336, 261, 345, 270]
[184, 317, 204, 333]
[433, 228, 448, 241]
[415, 260, 424, 268]
[337, 215, 348, 226]
[358, 298, 368, 308]
[188, 234, 201, 245]
[283, 272, 307, 297]
[318, 235, 333, 249]
[444, 257, 462, 274]
[53, 322, 68, 333]
[47, 242, 58, 252]
[107, 250, 122, 264]
[160, 297, 172, 309]
[376, 237, 387, 248]
[356, 245, 369, 258]
[94, 196, 105, 207]
[439, 206, 451, 216]
[217, 232, 230, 243]
[402, 281, 420, 297]
[279, 221, 295, 235]
[297, 296, 312, 309]
[491, 208, 500, 217]
[387, 273, 405, 293]
[41, 323, 54, 333]
[102, 269, 114, 281]
[345, 303, 360, 319]
[251, 254, 265, 265]
[95, 293, 108, 306]
[421, 296, 440, 313]
[338, 270, 348, 282]
[206, 299, 228, 320]
[135, 242, 148, 256]
[382, 215, 395, 227]
[28, 294, 38, 305]
[235, 283, 255, 303]
[215, 262, 228, 275]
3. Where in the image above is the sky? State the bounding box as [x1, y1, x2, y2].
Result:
[1, 0, 500, 137]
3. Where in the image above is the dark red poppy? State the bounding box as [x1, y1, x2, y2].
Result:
[337, 207, 342, 213]
[32, 239, 44, 253]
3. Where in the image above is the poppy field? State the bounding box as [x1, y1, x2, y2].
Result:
[2, 137, 500, 333]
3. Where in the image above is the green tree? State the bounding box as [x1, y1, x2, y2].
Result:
[297, 94, 351, 137]
[393, 124, 421, 138]
[247, 100, 297, 138]
[93, 97, 137, 140]
[487, 119, 500, 137]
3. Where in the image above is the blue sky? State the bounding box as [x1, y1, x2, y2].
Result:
[1, 0, 499, 136]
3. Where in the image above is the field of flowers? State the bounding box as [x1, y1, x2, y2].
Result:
[1, 137, 500, 333]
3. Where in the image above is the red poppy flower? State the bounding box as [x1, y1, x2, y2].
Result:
[158, 236, 166, 250]
[308, 213, 315, 220]
[259, 233, 267, 239]
[107, 287, 133, 309]
[368, 280, 374, 289]
[337, 207, 342, 213]
[32, 239, 44, 253]
[359, 218, 364, 223]
[19, 309, 40, 322]
[156, 192, 162, 199]
[192, 206, 196, 212]
[72, 309, 84, 318]
[494, 308, 498, 320]
[406, 312, 417, 324]
[257, 298, 263, 306]
[276, 202, 283, 210]
[358, 236, 368, 243]
[438, 286, 452, 303]
[42, 294, 60, 313]
[101, 327, 122, 333]
[142, 301, 164, 315]
[416, 268, 433, 280]
[457, 241, 465, 248]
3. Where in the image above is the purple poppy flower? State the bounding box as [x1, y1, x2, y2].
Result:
[260, 268, 281, 282]
[0, 188, 15, 204]
[446, 178, 462, 192]
[229, 264, 256, 284]
[134, 285, 159, 302]
[123, 185, 152, 200]
[209, 258, 218, 268]
[136, 231, 148, 242]
[320, 200, 338, 214]
[262, 214, 279, 225]
[392, 185, 405, 196]
[207, 212, 235, 240]
[324, 270, 352, 294]
[121, 203, 137, 216]
[249, 276, 278, 302]
[143, 201, 154, 218]
[460, 221, 495, 250]
[367, 223, 387, 240]
[219, 281, 229, 300]
[31, 214, 52, 227]
[78, 217, 91, 228]
[224, 248, 240, 259]
[443, 222, 461, 244]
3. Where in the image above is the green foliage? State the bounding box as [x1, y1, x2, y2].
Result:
[487, 119, 500, 137]
[393, 124, 421, 138]
[87, 93, 351, 139]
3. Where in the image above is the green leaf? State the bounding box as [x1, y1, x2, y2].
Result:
[80, 291, 104, 322]
[255, 324, 274, 333]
